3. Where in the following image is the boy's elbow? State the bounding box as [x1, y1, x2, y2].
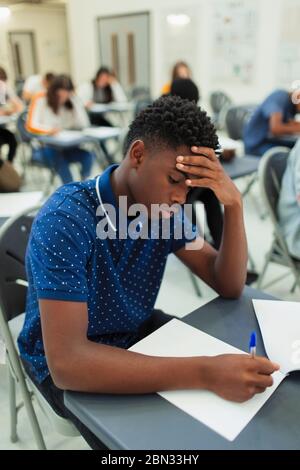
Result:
[216, 283, 244, 300]
[47, 355, 77, 390]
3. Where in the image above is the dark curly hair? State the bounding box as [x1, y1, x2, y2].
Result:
[124, 95, 218, 155]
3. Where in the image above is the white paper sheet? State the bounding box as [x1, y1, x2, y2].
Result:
[252, 299, 300, 374]
[0, 192, 43, 217]
[129, 319, 284, 441]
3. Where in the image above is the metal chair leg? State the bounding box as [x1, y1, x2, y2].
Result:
[8, 369, 18, 443]
[18, 377, 47, 450]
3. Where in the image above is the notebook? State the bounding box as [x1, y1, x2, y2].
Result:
[129, 318, 284, 441]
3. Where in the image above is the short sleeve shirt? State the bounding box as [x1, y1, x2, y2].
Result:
[18, 165, 197, 383]
[244, 89, 296, 151]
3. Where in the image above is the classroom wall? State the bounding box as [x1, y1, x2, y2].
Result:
[66, 0, 300, 109]
[0, 4, 70, 86]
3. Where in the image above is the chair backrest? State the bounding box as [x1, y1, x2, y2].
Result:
[225, 104, 257, 140]
[130, 86, 151, 102]
[134, 98, 153, 117]
[210, 91, 232, 114]
[0, 210, 36, 323]
[16, 110, 34, 144]
[258, 147, 290, 225]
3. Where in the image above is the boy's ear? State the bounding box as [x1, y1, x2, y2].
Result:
[128, 140, 145, 168]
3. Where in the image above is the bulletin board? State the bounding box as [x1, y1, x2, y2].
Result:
[277, 0, 300, 87]
[211, 0, 258, 84]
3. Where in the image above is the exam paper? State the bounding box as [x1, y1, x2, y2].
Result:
[252, 299, 300, 374]
[129, 319, 284, 442]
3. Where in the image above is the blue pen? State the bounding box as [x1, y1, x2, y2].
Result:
[249, 332, 256, 358]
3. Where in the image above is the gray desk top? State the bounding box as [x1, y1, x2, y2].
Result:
[0, 217, 8, 228]
[64, 286, 300, 450]
[223, 155, 259, 180]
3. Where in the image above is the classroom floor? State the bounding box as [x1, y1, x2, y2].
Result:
[0, 153, 299, 450]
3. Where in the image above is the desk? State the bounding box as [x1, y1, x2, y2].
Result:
[37, 128, 122, 166]
[89, 103, 134, 128]
[89, 103, 134, 114]
[64, 286, 300, 450]
[223, 155, 259, 180]
[267, 134, 300, 148]
[0, 217, 8, 227]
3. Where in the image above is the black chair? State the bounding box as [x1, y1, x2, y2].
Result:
[225, 104, 257, 141]
[129, 86, 151, 102]
[134, 98, 153, 118]
[257, 147, 300, 291]
[209, 91, 232, 130]
[0, 207, 80, 449]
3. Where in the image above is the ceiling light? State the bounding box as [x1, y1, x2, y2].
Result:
[0, 7, 11, 21]
[167, 14, 191, 26]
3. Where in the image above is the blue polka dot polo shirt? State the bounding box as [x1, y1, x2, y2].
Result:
[18, 165, 197, 383]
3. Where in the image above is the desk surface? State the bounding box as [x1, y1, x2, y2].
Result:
[64, 286, 300, 450]
[38, 127, 121, 148]
[89, 102, 134, 114]
[223, 155, 259, 180]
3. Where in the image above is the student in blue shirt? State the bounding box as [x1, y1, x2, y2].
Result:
[19, 96, 278, 449]
[244, 89, 300, 156]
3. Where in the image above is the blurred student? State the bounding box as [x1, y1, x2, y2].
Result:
[78, 67, 127, 126]
[26, 74, 93, 184]
[22, 72, 55, 103]
[170, 78, 222, 248]
[244, 89, 300, 157]
[0, 66, 23, 163]
[278, 139, 300, 259]
[161, 61, 192, 95]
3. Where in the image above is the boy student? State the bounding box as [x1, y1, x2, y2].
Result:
[244, 88, 300, 157]
[19, 96, 278, 449]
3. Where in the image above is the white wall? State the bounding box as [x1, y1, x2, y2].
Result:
[66, 0, 297, 106]
[0, 4, 70, 86]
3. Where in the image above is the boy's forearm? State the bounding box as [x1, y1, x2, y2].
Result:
[51, 341, 210, 394]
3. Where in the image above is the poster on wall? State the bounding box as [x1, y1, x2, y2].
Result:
[277, 0, 300, 87]
[212, 0, 258, 85]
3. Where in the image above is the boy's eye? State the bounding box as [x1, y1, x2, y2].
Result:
[168, 175, 179, 184]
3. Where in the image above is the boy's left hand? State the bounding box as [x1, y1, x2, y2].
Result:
[176, 146, 242, 208]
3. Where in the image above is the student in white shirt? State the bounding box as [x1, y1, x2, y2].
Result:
[78, 66, 127, 127]
[26, 74, 93, 184]
[0, 66, 23, 162]
[22, 72, 55, 103]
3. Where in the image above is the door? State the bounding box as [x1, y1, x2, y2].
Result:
[97, 13, 150, 94]
[9, 31, 38, 81]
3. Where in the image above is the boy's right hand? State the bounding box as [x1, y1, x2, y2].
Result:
[204, 354, 280, 403]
